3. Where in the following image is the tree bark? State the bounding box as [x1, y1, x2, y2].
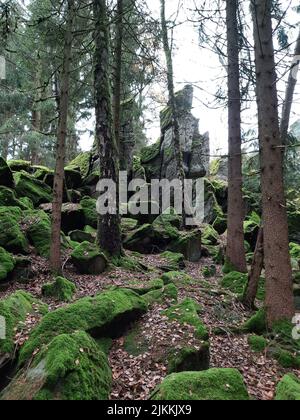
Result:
[31, 53, 42, 165]
[94, 0, 122, 257]
[242, 226, 264, 309]
[225, 0, 247, 273]
[113, 0, 123, 157]
[160, 0, 186, 227]
[280, 29, 300, 144]
[252, 0, 295, 326]
[50, 0, 75, 273]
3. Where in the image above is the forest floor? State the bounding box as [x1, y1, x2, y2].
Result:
[0, 251, 299, 401]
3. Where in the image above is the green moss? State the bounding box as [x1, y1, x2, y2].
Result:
[124, 326, 149, 356]
[0, 157, 14, 188]
[248, 335, 268, 353]
[0, 291, 47, 356]
[160, 251, 185, 271]
[42, 277, 76, 302]
[33, 166, 53, 182]
[110, 254, 146, 272]
[168, 229, 202, 262]
[242, 309, 267, 334]
[221, 271, 265, 300]
[210, 159, 221, 177]
[163, 298, 208, 340]
[168, 344, 210, 374]
[1, 331, 112, 401]
[23, 210, 52, 257]
[0, 247, 16, 281]
[275, 374, 300, 401]
[202, 265, 217, 278]
[14, 171, 52, 206]
[19, 197, 34, 210]
[274, 349, 300, 368]
[153, 208, 182, 230]
[19, 288, 147, 365]
[222, 257, 239, 274]
[152, 368, 249, 401]
[202, 225, 219, 246]
[7, 160, 31, 172]
[96, 337, 113, 355]
[164, 283, 179, 301]
[0, 206, 29, 253]
[132, 156, 146, 179]
[66, 152, 91, 177]
[128, 279, 164, 295]
[290, 243, 300, 260]
[0, 187, 30, 209]
[80, 197, 97, 228]
[161, 271, 193, 286]
[121, 218, 138, 233]
[71, 242, 108, 275]
[140, 140, 160, 164]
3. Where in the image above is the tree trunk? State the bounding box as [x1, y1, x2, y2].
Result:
[113, 0, 123, 157]
[160, 0, 186, 227]
[225, 0, 247, 273]
[31, 53, 42, 165]
[50, 0, 75, 274]
[243, 226, 264, 309]
[280, 28, 300, 144]
[252, 0, 295, 327]
[94, 0, 122, 257]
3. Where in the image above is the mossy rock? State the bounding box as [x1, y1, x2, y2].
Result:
[163, 298, 208, 340]
[19, 288, 147, 365]
[14, 171, 52, 206]
[1, 331, 112, 401]
[140, 140, 160, 164]
[290, 242, 300, 261]
[168, 229, 202, 262]
[221, 271, 265, 300]
[152, 368, 249, 400]
[168, 344, 210, 374]
[142, 283, 178, 305]
[80, 197, 97, 228]
[39, 203, 85, 234]
[161, 271, 193, 286]
[152, 208, 182, 231]
[160, 251, 185, 271]
[7, 160, 31, 173]
[11, 256, 34, 284]
[273, 348, 300, 369]
[71, 242, 108, 275]
[0, 206, 29, 254]
[42, 277, 76, 302]
[0, 247, 16, 282]
[242, 309, 267, 335]
[121, 218, 138, 234]
[0, 291, 47, 366]
[0, 157, 14, 188]
[66, 152, 91, 178]
[69, 230, 95, 244]
[222, 257, 240, 274]
[64, 168, 82, 190]
[202, 265, 217, 278]
[275, 374, 300, 401]
[0, 187, 30, 209]
[202, 224, 219, 246]
[248, 335, 268, 353]
[23, 210, 52, 257]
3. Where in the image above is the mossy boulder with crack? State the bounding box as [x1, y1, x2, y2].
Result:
[221, 271, 265, 300]
[71, 241, 108, 275]
[163, 298, 208, 341]
[42, 277, 76, 302]
[14, 171, 52, 206]
[69, 229, 95, 244]
[0, 247, 16, 282]
[275, 374, 300, 401]
[152, 368, 249, 400]
[19, 288, 147, 365]
[167, 229, 202, 262]
[80, 197, 97, 228]
[7, 160, 31, 173]
[1, 331, 112, 401]
[0, 206, 29, 253]
[23, 210, 52, 257]
[0, 157, 14, 188]
[0, 291, 47, 368]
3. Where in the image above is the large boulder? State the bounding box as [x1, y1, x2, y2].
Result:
[7, 160, 32, 173]
[80, 197, 98, 228]
[0, 187, 29, 209]
[1, 331, 112, 400]
[0, 291, 47, 369]
[168, 229, 202, 262]
[40, 203, 85, 234]
[19, 288, 147, 365]
[0, 158, 14, 188]
[42, 277, 76, 302]
[71, 242, 108, 275]
[0, 247, 16, 282]
[152, 368, 249, 400]
[0, 207, 29, 254]
[14, 171, 52, 206]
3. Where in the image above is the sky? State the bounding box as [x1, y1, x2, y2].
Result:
[76, 0, 300, 155]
